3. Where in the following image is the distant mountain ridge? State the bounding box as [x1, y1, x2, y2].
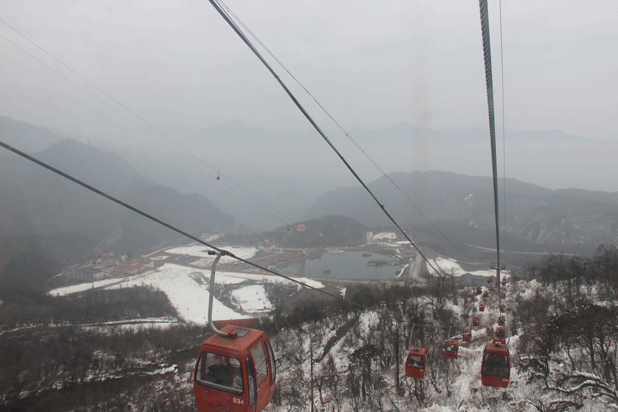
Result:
[304, 170, 618, 252]
[3, 115, 618, 244]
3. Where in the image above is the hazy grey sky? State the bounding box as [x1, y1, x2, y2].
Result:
[1, 0, 616, 142]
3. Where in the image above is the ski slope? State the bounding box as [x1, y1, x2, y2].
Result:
[49, 263, 325, 325]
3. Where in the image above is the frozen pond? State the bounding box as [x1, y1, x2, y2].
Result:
[283, 251, 403, 280]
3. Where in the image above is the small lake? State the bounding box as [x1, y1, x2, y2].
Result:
[282, 251, 403, 280]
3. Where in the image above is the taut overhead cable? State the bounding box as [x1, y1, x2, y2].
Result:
[208, 0, 446, 277]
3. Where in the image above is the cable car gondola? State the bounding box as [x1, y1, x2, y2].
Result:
[481, 342, 510, 388]
[494, 326, 506, 343]
[405, 347, 427, 379]
[473, 316, 480, 327]
[194, 325, 276, 412]
[479, 303, 485, 312]
[194, 252, 276, 412]
[462, 329, 472, 343]
[501, 279, 507, 287]
[498, 316, 505, 326]
[482, 290, 489, 298]
[501, 291, 506, 300]
[500, 304, 506, 313]
[445, 339, 459, 359]
[487, 276, 493, 284]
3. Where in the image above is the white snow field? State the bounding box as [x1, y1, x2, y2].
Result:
[372, 232, 398, 242]
[426, 257, 509, 281]
[48, 263, 326, 325]
[231, 285, 273, 313]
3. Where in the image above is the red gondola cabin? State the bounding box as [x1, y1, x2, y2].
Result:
[494, 326, 506, 344]
[445, 339, 459, 359]
[405, 347, 427, 379]
[482, 290, 489, 298]
[501, 292, 506, 300]
[194, 325, 276, 412]
[481, 342, 510, 387]
[473, 316, 480, 327]
[498, 316, 505, 326]
[500, 304, 506, 313]
[487, 276, 493, 284]
[479, 303, 485, 312]
[462, 329, 472, 343]
[501, 279, 507, 286]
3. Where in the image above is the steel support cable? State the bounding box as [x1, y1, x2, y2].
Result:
[0, 20, 298, 232]
[208, 0, 446, 278]
[478, 0, 502, 306]
[213, 2, 462, 265]
[215, 2, 461, 269]
[0, 139, 365, 309]
[499, 0, 507, 255]
[217, 2, 464, 256]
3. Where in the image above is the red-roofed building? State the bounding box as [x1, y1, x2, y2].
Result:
[101, 249, 114, 259]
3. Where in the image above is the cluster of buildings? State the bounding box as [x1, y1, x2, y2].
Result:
[63, 250, 157, 281]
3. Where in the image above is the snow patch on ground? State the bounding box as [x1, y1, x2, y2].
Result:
[81, 318, 182, 332]
[49, 264, 251, 325]
[358, 311, 379, 336]
[231, 285, 272, 313]
[104, 265, 249, 325]
[48, 263, 326, 326]
[426, 257, 508, 281]
[427, 257, 463, 275]
[372, 232, 397, 241]
[520, 279, 543, 300]
[293, 277, 324, 289]
[48, 278, 125, 296]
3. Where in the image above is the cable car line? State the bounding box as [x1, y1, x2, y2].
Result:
[0, 139, 367, 310]
[214, 0, 465, 257]
[477, 0, 512, 387]
[208, 0, 446, 278]
[478, 0, 502, 307]
[498, 0, 508, 270]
